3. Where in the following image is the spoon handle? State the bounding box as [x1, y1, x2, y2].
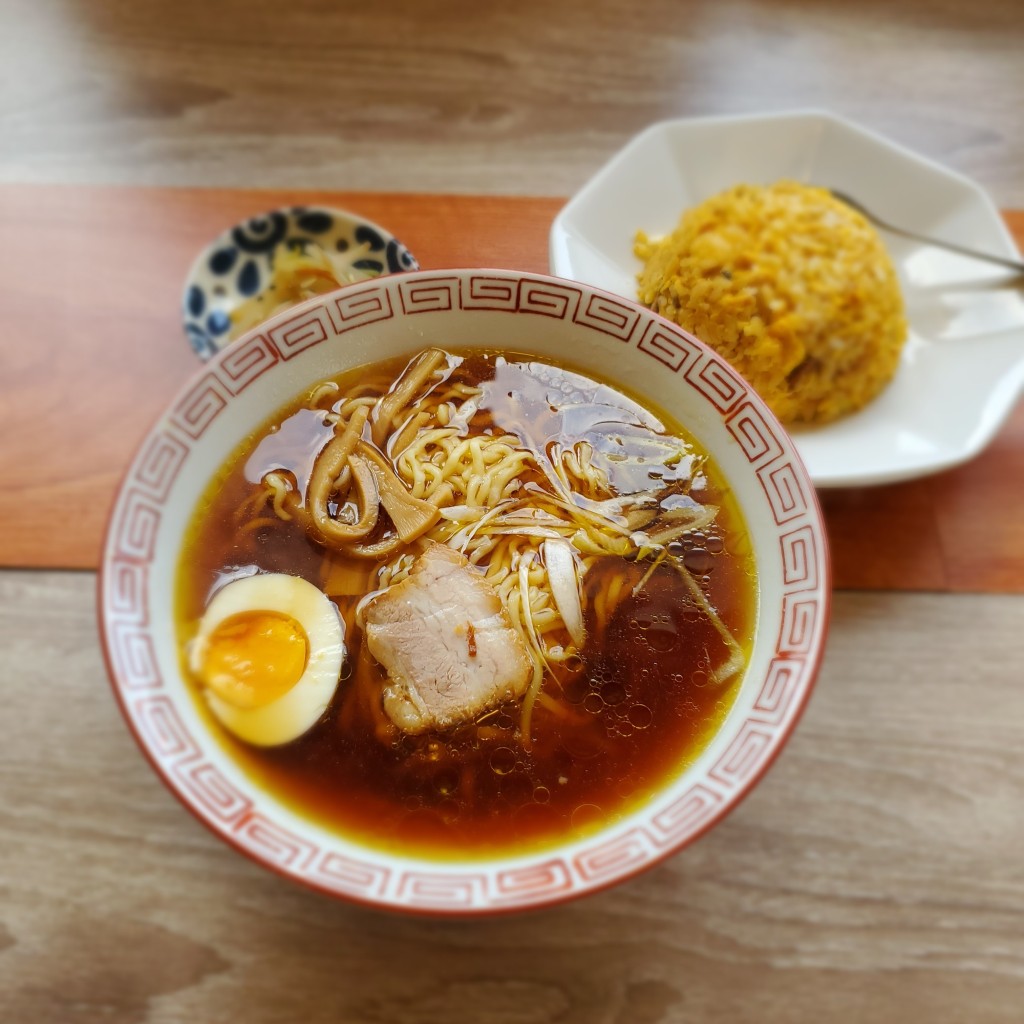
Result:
[830, 190, 1024, 274]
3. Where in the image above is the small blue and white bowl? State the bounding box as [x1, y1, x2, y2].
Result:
[183, 205, 419, 360]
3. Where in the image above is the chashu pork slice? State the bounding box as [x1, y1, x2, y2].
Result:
[364, 543, 533, 734]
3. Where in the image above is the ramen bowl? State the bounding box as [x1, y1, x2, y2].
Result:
[99, 268, 830, 915]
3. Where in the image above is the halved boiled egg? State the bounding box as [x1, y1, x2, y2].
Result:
[189, 573, 345, 746]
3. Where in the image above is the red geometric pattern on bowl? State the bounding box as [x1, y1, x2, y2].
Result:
[111, 490, 162, 564]
[574, 829, 655, 883]
[726, 402, 786, 466]
[109, 624, 161, 690]
[780, 524, 820, 591]
[684, 357, 746, 413]
[106, 560, 149, 623]
[572, 293, 642, 343]
[396, 871, 490, 908]
[636, 319, 702, 374]
[648, 783, 723, 847]
[518, 279, 581, 320]
[311, 852, 391, 899]
[398, 275, 460, 314]
[492, 860, 574, 904]
[172, 372, 231, 440]
[99, 270, 829, 916]
[175, 761, 253, 825]
[778, 595, 822, 655]
[220, 334, 279, 394]
[233, 812, 320, 870]
[133, 696, 200, 759]
[709, 721, 775, 788]
[758, 460, 811, 525]
[134, 432, 189, 500]
[460, 275, 518, 311]
[326, 287, 395, 334]
[268, 306, 333, 360]
[752, 658, 807, 724]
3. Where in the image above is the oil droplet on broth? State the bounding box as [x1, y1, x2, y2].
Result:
[490, 747, 516, 775]
[571, 803, 604, 832]
[683, 547, 716, 576]
[601, 681, 627, 706]
[645, 620, 678, 653]
[628, 703, 653, 729]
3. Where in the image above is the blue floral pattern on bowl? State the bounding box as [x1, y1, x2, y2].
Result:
[182, 205, 419, 360]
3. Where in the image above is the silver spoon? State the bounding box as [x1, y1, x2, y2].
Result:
[830, 189, 1024, 274]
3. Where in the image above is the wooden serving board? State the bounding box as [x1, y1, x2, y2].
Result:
[0, 185, 1021, 593]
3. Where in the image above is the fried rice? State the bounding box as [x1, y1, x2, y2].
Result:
[634, 181, 907, 425]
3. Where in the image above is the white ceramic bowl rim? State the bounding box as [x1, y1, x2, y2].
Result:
[98, 268, 831, 916]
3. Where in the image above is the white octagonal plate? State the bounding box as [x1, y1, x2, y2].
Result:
[550, 110, 1024, 488]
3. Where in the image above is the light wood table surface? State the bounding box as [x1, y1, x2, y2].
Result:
[2, 2, 1024, 1021]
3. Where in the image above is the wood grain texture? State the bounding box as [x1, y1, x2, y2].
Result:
[1, 572, 1023, 1022]
[0, 186, 1022, 592]
[0, 0, 1022, 208]
[0, 186, 560, 571]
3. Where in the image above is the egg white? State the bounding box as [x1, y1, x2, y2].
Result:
[189, 573, 345, 746]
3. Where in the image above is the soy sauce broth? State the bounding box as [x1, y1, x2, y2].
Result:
[176, 350, 757, 859]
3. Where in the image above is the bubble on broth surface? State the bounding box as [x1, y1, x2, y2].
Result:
[683, 547, 716, 576]
[601, 681, 627, 706]
[571, 803, 604, 832]
[490, 747, 516, 775]
[628, 704, 654, 729]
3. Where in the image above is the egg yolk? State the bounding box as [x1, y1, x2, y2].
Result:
[198, 611, 308, 709]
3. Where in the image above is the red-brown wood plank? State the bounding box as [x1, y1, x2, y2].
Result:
[0, 186, 1021, 591]
[0, 187, 561, 571]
